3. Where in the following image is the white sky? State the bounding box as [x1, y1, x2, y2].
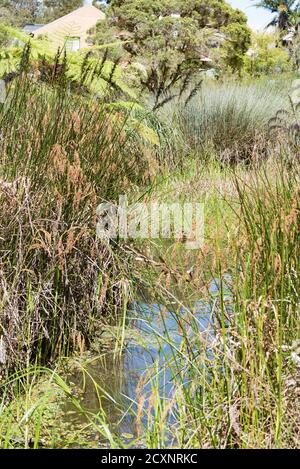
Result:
[227, 0, 274, 30]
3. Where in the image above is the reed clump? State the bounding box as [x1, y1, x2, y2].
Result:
[116, 160, 300, 449]
[156, 163, 299, 448]
[0, 53, 153, 373]
[167, 82, 288, 164]
[0, 48, 299, 449]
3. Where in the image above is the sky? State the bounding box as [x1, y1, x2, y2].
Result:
[227, 0, 274, 30]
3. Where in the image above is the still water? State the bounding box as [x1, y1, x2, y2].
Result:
[63, 277, 233, 443]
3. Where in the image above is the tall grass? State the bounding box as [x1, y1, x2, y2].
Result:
[43, 160, 298, 449]
[127, 160, 300, 449]
[0, 53, 299, 449]
[1, 140, 299, 450]
[0, 365, 123, 448]
[0, 52, 155, 373]
[168, 82, 287, 163]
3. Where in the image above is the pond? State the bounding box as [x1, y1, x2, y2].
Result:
[62, 277, 233, 446]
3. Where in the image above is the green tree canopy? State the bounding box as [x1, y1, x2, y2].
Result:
[0, 0, 42, 26]
[245, 32, 291, 75]
[43, 0, 83, 23]
[92, 0, 251, 105]
[0, 0, 86, 26]
[93, 1, 251, 68]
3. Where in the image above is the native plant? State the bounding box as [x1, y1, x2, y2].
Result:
[171, 81, 287, 163]
[268, 79, 300, 156]
[0, 47, 158, 373]
[253, 1, 300, 31]
[92, 0, 251, 104]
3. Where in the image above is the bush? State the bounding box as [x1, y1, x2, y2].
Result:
[245, 33, 292, 77]
[173, 82, 287, 163]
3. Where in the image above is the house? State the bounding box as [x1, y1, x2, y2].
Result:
[31, 4, 105, 52]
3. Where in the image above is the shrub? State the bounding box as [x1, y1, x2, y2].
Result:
[173, 82, 287, 163]
[244, 33, 292, 77]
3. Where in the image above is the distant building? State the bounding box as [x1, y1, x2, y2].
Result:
[31, 5, 105, 52]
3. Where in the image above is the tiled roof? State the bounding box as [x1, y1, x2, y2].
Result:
[34, 6, 105, 49]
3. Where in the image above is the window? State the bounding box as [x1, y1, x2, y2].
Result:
[65, 37, 80, 52]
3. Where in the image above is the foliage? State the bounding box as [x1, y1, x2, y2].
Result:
[170, 81, 287, 163]
[245, 33, 291, 76]
[0, 48, 162, 373]
[1, 159, 300, 448]
[221, 22, 252, 73]
[0, 24, 139, 102]
[0, 0, 41, 27]
[0, 1, 97, 26]
[42, 0, 83, 23]
[268, 80, 300, 155]
[92, 0, 251, 104]
[253, 0, 300, 30]
[0, 365, 122, 448]
[1, 1, 300, 452]
[0, 21, 12, 45]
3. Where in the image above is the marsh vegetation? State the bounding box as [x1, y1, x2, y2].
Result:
[0, 4, 300, 449]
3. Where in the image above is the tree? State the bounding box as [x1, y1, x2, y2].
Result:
[43, 0, 83, 23]
[0, 0, 42, 26]
[222, 22, 252, 72]
[0, 1, 98, 26]
[91, 0, 251, 106]
[0, 5, 14, 26]
[254, 1, 300, 31]
[245, 32, 291, 75]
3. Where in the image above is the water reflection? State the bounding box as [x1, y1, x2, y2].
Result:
[64, 277, 233, 441]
